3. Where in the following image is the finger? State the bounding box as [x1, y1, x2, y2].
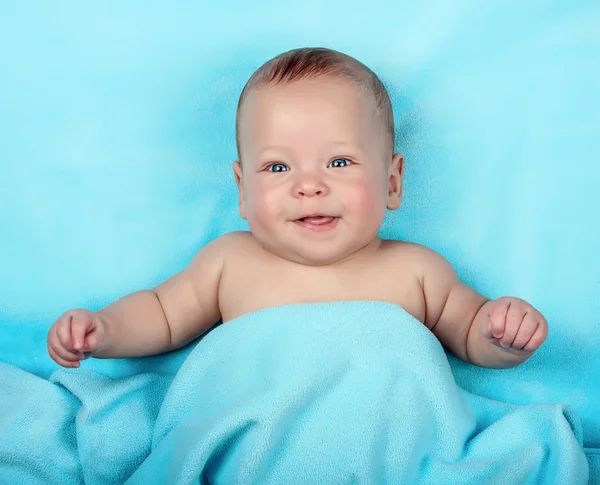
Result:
[500, 303, 525, 348]
[523, 322, 548, 352]
[489, 299, 510, 339]
[50, 339, 83, 362]
[48, 343, 80, 368]
[71, 317, 92, 352]
[50, 327, 83, 360]
[481, 318, 494, 339]
[56, 316, 76, 352]
[48, 344, 73, 367]
[511, 313, 538, 350]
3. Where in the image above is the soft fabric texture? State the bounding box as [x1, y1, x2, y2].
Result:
[0, 302, 591, 484]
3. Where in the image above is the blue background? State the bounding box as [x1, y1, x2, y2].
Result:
[1, 1, 599, 448]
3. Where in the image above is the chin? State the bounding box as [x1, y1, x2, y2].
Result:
[252, 227, 374, 266]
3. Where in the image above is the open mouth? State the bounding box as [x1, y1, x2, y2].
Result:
[293, 215, 340, 232]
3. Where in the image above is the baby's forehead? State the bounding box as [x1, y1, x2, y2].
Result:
[243, 79, 379, 128]
[237, 77, 391, 158]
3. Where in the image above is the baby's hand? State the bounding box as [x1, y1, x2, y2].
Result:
[47, 309, 106, 368]
[481, 297, 548, 355]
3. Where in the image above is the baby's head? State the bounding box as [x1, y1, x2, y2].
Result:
[233, 47, 403, 266]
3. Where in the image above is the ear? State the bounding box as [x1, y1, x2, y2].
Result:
[386, 153, 404, 210]
[232, 161, 247, 220]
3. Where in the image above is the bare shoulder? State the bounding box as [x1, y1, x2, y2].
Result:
[380, 239, 466, 332]
[380, 239, 457, 283]
[191, 230, 254, 257]
[151, 233, 259, 346]
[185, 231, 262, 272]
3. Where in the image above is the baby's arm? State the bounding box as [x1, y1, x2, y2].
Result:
[94, 236, 224, 358]
[416, 247, 548, 369]
[48, 236, 227, 365]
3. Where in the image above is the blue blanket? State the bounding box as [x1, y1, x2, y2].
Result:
[0, 302, 592, 484]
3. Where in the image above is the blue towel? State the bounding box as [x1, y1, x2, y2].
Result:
[0, 302, 591, 483]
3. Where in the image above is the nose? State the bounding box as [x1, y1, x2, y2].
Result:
[292, 175, 329, 198]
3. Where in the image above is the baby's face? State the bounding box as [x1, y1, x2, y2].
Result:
[234, 77, 402, 266]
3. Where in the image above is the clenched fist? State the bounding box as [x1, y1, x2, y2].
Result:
[47, 309, 106, 367]
[481, 297, 548, 355]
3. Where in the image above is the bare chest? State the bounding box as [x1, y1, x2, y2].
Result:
[218, 255, 425, 323]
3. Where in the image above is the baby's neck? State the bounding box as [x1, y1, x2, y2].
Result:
[268, 236, 385, 269]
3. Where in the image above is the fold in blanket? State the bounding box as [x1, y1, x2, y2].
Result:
[0, 302, 593, 484]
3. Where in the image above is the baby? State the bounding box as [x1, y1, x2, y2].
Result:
[48, 47, 548, 370]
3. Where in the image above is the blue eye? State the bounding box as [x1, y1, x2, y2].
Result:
[328, 158, 351, 168]
[267, 163, 289, 172]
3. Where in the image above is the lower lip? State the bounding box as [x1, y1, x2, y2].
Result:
[293, 217, 340, 233]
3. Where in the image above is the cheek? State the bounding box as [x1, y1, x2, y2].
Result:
[343, 177, 387, 218]
[245, 180, 285, 223]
